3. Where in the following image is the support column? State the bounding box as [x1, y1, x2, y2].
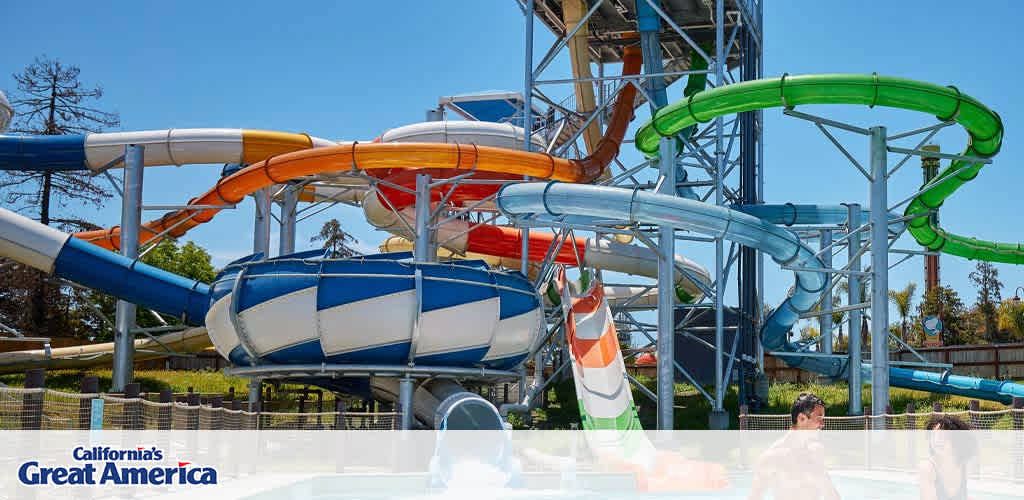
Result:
[112, 144, 144, 392]
[252, 188, 271, 257]
[522, 0, 534, 275]
[248, 377, 261, 412]
[738, 20, 760, 406]
[709, 0, 728, 430]
[413, 174, 435, 262]
[279, 185, 299, 256]
[869, 126, 890, 425]
[847, 204, 863, 415]
[656, 137, 675, 430]
[637, 0, 668, 112]
[922, 145, 941, 292]
[398, 376, 414, 430]
[819, 231, 834, 354]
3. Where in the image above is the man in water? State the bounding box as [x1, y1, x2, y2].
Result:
[748, 392, 841, 500]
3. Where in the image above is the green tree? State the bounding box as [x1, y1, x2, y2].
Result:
[969, 262, 1003, 342]
[87, 239, 216, 342]
[311, 219, 360, 258]
[998, 299, 1024, 341]
[888, 283, 917, 343]
[912, 285, 970, 346]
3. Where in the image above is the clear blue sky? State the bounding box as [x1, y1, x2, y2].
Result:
[3, 1, 1023, 331]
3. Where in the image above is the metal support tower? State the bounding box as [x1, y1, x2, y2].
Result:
[523, 0, 762, 430]
[656, 137, 675, 430]
[708, 0, 729, 430]
[869, 126, 890, 422]
[414, 174, 436, 262]
[819, 230, 833, 355]
[279, 185, 299, 256]
[253, 188, 271, 257]
[522, 0, 534, 276]
[112, 144, 144, 392]
[847, 203, 863, 415]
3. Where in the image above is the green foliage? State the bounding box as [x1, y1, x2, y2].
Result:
[87, 239, 216, 342]
[139, 239, 216, 284]
[969, 262, 1003, 342]
[888, 282, 916, 343]
[310, 219, 360, 258]
[997, 300, 1024, 341]
[912, 285, 971, 346]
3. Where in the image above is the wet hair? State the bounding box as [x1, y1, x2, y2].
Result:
[790, 392, 826, 425]
[926, 414, 977, 463]
[925, 414, 970, 431]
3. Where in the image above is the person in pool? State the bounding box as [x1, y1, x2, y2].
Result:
[918, 414, 977, 500]
[748, 392, 841, 500]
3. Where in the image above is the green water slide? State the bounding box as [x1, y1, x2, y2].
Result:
[634, 74, 1016, 263]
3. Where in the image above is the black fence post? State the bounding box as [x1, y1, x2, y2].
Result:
[188, 392, 200, 430]
[22, 368, 45, 430]
[79, 376, 98, 430]
[124, 383, 141, 430]
[968, 400, 980, 429]
[159, 390, 172, 430]
[230, 399, 241, 429]
[210, 396, 223, 430]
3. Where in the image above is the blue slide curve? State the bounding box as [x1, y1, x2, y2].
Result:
[497, 182, 1024, 404]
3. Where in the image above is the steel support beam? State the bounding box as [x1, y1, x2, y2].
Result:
[656, 137, 675, 430]
[522, 0, 534, 275]
[252, 188, 271, 258]
[112, 144, 144, 392]
[709, 0, 728, 430]
[399, 376, 414, 430]
[414, 174, 436, 262]
[847, 203, 863, 415]
[869, 126, 890, 425]
[279, 185, 299, 256]
[819, 230, 834, 355]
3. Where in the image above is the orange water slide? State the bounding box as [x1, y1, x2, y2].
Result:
[75, 46, 641, 251]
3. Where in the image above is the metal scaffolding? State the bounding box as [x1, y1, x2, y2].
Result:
[522, 0, 763, 429]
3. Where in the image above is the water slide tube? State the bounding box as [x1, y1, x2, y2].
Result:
[555, 269, 726, 491]
[0, 206, 538, 427]
[498, 73, 1024, 403]
[0, 129, 335, 173]
[634, 73, 1012, 263]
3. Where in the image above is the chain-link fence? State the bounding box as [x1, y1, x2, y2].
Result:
[0, 386, 399, 430]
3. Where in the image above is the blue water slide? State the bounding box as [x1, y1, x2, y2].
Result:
[497, 182, 1024, 404]
[0, 135, 88, 171]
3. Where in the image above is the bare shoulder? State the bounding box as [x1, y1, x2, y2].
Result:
[918, 459, 935, 479]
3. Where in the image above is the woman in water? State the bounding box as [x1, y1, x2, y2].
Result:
[918, 414, 977, 500]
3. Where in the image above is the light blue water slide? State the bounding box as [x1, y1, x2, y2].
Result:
[497, 182, 1024, 404]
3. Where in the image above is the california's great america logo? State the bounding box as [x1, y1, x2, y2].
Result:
[18, 446, 216, 486]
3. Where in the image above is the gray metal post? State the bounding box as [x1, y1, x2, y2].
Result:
[709, 0, 728, 430]
[414, 174, 435, 262]
[279, 185, 299, 256]
[819, 230, 834, 354]
[847, 203, 863, 415]
[112, 144, 144, 392]
[252, 188, 271, 257]
[656, 137, 675, 430]
[399, 376, 414, 430]
[248, 377, 261, 412]
[521, 0, 534, 275]
[869, 126, 890, 425]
